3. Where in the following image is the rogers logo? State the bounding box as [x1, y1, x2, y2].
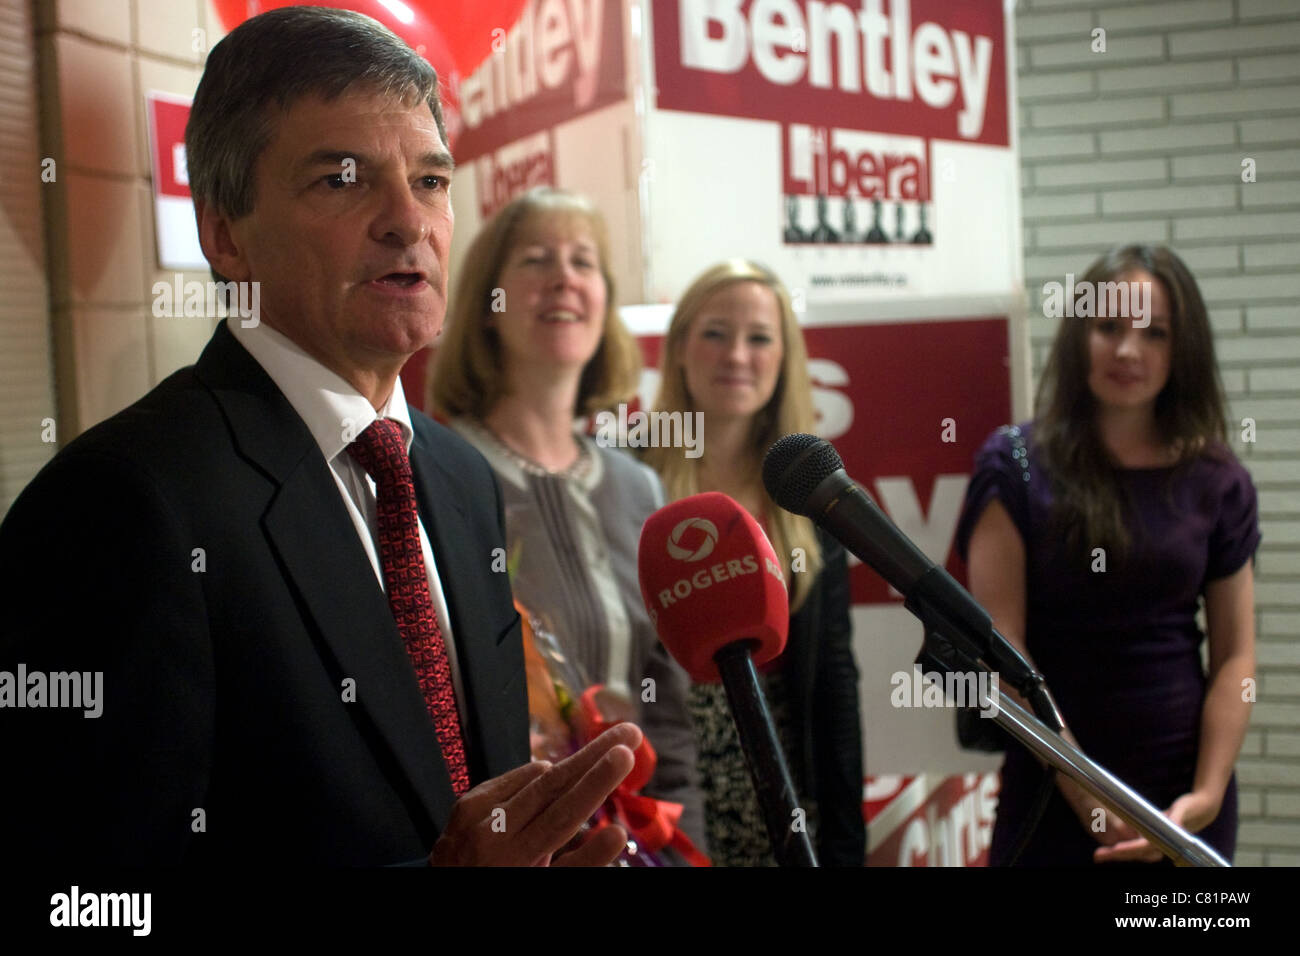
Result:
[667, 517, 718, 561]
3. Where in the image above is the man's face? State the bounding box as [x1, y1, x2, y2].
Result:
[219, 88, 453, 383]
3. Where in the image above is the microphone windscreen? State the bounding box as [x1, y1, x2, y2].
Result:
[762, 433, 843, 516]
[638, 492, 789, 682]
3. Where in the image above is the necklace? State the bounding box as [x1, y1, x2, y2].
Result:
[470, 418, 593, 480]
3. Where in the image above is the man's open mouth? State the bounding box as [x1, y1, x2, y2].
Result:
[375, 273, 423, 287]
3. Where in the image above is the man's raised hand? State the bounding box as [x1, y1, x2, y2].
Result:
[429, 722, 642, 866]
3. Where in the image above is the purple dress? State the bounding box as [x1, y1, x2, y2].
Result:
[955, 423, 1260, 866]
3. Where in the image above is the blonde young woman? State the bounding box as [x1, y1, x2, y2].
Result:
[643, 259, 865, 866]
[956, 245, 1258, 865]
[427, 187, 705, 859]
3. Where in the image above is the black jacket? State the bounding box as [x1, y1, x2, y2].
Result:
[783, 531, 866, 865]
[0, 322, 528, 865]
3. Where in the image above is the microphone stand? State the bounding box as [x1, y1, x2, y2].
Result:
[916, 625, 1229, 867]
[715, 643, 819, 867]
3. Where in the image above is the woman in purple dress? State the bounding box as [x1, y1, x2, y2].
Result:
[956, 245, 1258, 866]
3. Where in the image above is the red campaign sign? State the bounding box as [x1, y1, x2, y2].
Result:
[639, 317, 1011, 604]
[865, 773, 998, 866]
[653, 0, 1009, 148]
[453, 0, 627, 162]
[147, 95, 192, 200]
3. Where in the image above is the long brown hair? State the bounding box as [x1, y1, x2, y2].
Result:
[1035, 244, 1229, 561]
[428, 187, 641, 419]
[644, 259, 824, 612]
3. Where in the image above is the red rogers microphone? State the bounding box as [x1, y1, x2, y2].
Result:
[638, 492, 817, 867]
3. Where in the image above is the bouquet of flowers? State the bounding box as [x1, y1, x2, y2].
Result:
[518, 601, 709, 867]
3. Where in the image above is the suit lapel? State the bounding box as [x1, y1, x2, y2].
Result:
[194, 323, 457, 836]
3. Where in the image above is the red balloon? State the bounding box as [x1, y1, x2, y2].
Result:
[209, 1, 463, 147]
[414, 1, 530, 75]
[211, 0, 252, 32]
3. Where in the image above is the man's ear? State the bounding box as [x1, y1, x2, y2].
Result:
[195, 199, 251, 281]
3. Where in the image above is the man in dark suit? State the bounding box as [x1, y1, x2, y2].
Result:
[0, 6, 637, 866]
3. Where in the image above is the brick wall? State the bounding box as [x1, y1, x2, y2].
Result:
[1015, 0, 1300, 865]
[35, 0, 226, 440]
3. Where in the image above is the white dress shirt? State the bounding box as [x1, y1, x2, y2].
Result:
[229, 320, 468, 731]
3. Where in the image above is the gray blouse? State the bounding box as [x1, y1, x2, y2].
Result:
[452, 419, 706, 854]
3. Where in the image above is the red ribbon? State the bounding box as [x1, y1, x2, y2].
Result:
[578, 686, 711, 867]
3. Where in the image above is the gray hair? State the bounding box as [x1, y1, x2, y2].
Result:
[185, 6, 446, 224]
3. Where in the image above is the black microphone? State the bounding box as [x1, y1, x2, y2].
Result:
[762, 433, 1048, 702]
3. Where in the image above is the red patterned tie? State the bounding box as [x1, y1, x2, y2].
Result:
[347, 418, 470, 796]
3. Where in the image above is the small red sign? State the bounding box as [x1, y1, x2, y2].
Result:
[147, 93, 192, 200]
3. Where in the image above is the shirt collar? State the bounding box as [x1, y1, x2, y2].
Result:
[229, 319, 414, 463]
